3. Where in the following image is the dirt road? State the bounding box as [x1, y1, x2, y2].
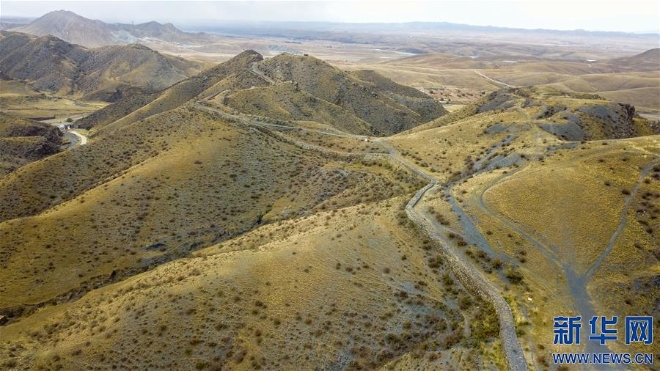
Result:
[474, 70, 516, 88]
[194, 102, 528, 370]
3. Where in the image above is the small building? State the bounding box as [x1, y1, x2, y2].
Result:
[57, 124, 73, 131]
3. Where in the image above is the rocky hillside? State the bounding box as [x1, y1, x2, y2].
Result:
[0, 113, 62, 175]
[475, 88, 659, 141]
[0, 31, 201, 100]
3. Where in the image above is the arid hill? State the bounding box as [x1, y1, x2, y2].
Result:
[0, 61, 493, 369]
[0, 31, 202, 101]
[241, 54, 447, 135]
[77, 49, 268, 131]
[0, 92, 464, 371]
[80, 50, 446, 136]
[607, 48, 660, 72]
[11, 10, 113, 48]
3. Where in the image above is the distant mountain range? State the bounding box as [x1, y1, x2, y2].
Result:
[7, 10, 658, 51]
[9, 10, 210, 48]
[185, 19, 660, 38]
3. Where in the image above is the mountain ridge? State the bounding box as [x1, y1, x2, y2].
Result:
[80, 50, 447, 136]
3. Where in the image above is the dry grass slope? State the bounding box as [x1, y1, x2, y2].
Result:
[0, 196, 504, 370]
[0, 104, 425, 317]
[224, 82, 373, 135]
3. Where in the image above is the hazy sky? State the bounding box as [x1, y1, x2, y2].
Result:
[3, 0, 660, 33]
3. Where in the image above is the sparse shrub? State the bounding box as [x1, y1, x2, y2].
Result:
[428, 256, 443, 269]
[459, 295, 472, 309]
[537, 355, 549, 366]
[442, 274, 454, 287]
[504, 267, 524, 284]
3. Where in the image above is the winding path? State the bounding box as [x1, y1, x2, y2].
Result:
[41, 116, 89, 148]
[251, 63, 277, 85]
[193, 102, 528, 370]
[69, 130, 87, 146]
[468, 107, 653, 355]
[378, 141, 528, 371]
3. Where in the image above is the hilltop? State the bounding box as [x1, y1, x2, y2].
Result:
[77, 49, 268, 131]
[0, 31, 202, 101]
[11, 10, 208, 48]
[253, 54, 446, 134]
[80, 50, 446, 136]
[11, 10, 112, 48]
